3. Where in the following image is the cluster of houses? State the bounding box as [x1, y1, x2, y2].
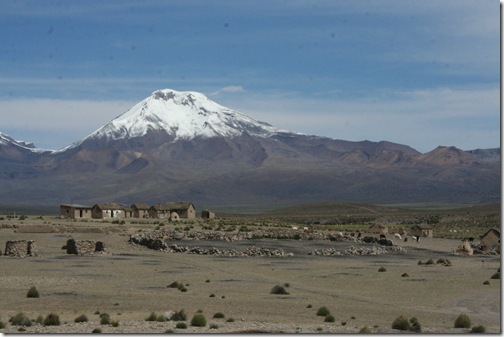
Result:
[59, 202, 215, 221]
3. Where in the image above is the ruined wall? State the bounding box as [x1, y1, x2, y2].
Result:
[4, 240, 38, 257]
[66, 239, 106, 255]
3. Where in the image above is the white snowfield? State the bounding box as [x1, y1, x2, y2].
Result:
[86, 89, 294, 143]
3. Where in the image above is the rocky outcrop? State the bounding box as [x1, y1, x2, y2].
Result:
[4, 240, 38, 257]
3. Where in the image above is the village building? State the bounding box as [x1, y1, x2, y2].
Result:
[59, 204, 92, 219]
[131, 203, 150, 218]
[201, 209, 215, 219]
[91, 203, 125, 219]
[479, 229, 500, 251]
[149, 202, 196, 220]
[368, 223, 388, 235]
[411, 224, 433, 238]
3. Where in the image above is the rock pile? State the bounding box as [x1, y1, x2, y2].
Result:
[4, 240, 38, 257]
[308, 245, 406, 256]
[165, 244, 292, 257]
[66, 239, 106, 255]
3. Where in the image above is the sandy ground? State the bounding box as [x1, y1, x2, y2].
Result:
[0, 224, 500, 333]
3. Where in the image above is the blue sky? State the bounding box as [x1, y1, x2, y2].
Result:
[0, 0, 499, 152]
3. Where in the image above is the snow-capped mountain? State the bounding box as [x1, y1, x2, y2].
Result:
[0, 89, 500, 207]
[77, 89, 294, 147]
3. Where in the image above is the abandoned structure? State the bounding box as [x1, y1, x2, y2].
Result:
[201, 209, 216, 219]
[66, 239, 106, 255]
[411, 224, 434, 238]
[148, 202, 196, 220]
[91, 203, 125, 219]
[59, 204, 92, 219]
[4, 240, 38, 257]
[479, 229, 500, 251]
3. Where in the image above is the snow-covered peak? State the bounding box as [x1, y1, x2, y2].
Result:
[0, 131, 47, 153]
[81, 89, 293, 144]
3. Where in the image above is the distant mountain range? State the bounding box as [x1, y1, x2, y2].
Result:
[0, 89, 500, 208]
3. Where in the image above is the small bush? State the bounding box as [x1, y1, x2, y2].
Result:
[209, 293, 216, 297]
[316, 306, 330, 316]
[74, 314, 88, 323]
[10, 313, 32, 327]
[359, 326, 372, 333]
[171, 309, 187, 321]
[306, 304, 312, 308]
[0, 321, 5, 329]
[391, 315, 410, 331]
[470, 325, 486, 333]
[167, 281, 179, 288]
[92, 328, 102, 333]
[175, 322, 187, 329]
[35, 315, 44, 325]
[324, 314, 335, 322]
[425, 258, 435, 265]
[43, 313, 61, 326]
[483, 280, 490, 285]
[491, 272, 500, 279]
[454, 314, 471, 328]
[157, 315, 166, 322]
[111, 320, 119, 327]
[190, 313, 207, 327]
[99, 313, 111, 325]
[27, 286, 40, 298]
[145, 312, 158, 321]
[226, 317, 235, 322]
[378, 266, 387, 272]
[270, 285, 289, 295]
[409, 317, 421, 332]
[401, 273, 409, 277]
[210, 323, 219, 329]
[417, 260, 423, 265]
[213, 312, 225, 319]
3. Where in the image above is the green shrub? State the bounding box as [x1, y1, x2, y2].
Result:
[425, 258, 435, 265]
[74, 314, 88, 323]
[111, 320, 119, 327]
[316, 306, 330, 316]
[483, 280, 490, 285]
[401, 273, 409, 277]
[324, 314, 335, 322]
[145, 312, 158, 321]
[409, 317, 421, 332]
[92, 328, 102, 333]
[378, 267, 387, 272]
[44, 313, 60, 326]
[270, 285, 289, 295]
[175, 322, 187, 329]
[209, 293, 216, 297]
[99, 313, 111, 325]
[0, 321, 5, 329]
[454, 314, 471, 328]
[359, 326, 372, 333]
[491, 272, 500, 279]
[35, 315, 44, 325]
[210, 323, 219, 329]
[10, 312, 32, 327]
[171, 309, 187, 321]
[27, 286, 40, 298]
[226, 317, 235, 322]
[213, 312, 225, 319]
[190, 313, 207, 327]
[470, 325, 486, 333]
[157, 315, 166, 322]
[391, 315, 410, 331]
[306, 304, 312, 308]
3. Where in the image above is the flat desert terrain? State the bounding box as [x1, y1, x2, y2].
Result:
[0, 220, 500, 333]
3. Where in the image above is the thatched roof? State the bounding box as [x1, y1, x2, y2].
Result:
[411, 224, 432, 230]
[131, 203, 150, 210]
[93, 203, 124, 210]
[480, 228, 500, 239]
[60, 204, 92, 209]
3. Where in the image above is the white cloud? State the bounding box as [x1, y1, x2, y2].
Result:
[210, 85, 245, 96]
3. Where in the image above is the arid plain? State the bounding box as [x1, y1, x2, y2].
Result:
[0, 207, 500, 334]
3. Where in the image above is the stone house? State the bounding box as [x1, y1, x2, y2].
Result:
[201, 209, 215, 219]
[59, 204, 92, 219]
[411, 224, 433, 238]
[368, 223, 388, 235]
[91, 203, 125, 219]
[149, 202, 196, 220]
[131, 203, 151, 218]
[479, 229, 500, 251]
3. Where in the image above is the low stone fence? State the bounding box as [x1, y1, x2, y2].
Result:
[308, 245, 406, 256]
[4, 240, 38, 257]
[66, 239, 106, 255]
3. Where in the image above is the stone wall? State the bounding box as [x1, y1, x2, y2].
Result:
[66, 239, 106, 255]
[4, 240, 38, 257]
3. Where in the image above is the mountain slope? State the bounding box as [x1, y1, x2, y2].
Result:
[0, 89, 500, 207]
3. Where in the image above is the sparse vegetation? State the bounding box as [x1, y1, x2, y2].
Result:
[190, 313, 207, 327]
[454, 314, 471, 328]
[213, 312, 225, 319]
[391, 315, 410, 331]
[171, 309, 187, 321]
[359, 326, 372, 333]
[316, 306, 330, 317]
[74, 314, 88, 323]
[10, 312, 32, 327]
[491, 272, 500, 279]
[175, 322, 187, 329]
[324, 314, 335, 322]
[210, 323, 219, 329]
[145, 312, 158, 321]
[470, 325, 486, 333]
[99, 313, 111, 325]
[270, 285, 289, 294]
[92, 328, 102, 333]
[27, 286, 40, 298]
[401, 272, 409, 277]
[378, 266, 387, 272]
[43, 313, 60, 326]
